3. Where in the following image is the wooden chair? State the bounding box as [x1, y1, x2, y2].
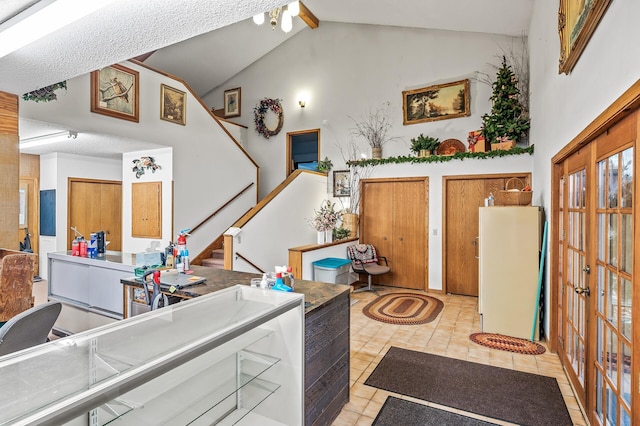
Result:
[0, 249, 36, 323]
[347, 244, 390, 293]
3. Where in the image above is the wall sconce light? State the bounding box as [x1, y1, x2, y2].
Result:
[298, 91, 309, 108]
[299, 100, 306, 108]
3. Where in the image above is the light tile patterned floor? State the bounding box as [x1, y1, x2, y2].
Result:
[332, 288, 587, 426]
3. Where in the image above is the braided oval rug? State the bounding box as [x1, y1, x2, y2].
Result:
[362, 292, 444, 325]
[470, 333, 546, 355]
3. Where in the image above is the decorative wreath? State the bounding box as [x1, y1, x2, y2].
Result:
[254, 98, 284, 139]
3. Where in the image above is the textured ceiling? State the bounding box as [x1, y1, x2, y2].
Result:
[4, 0, 534, 158]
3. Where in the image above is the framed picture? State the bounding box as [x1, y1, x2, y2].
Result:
[224, 87, 241, 118]
[333, 170, 351, 197]
[402, 79, 470, 125]
[558, 0, 612, 74]
[160, 84, 186, 125]
[90, 64, 139, 122]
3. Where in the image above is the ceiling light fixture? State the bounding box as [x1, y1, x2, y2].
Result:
[253, 1, 299, 33]
[20, 130, 78, 149]
[0, 0, 118, 59]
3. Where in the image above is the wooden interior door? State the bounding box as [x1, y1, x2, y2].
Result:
[360, 180, 393, 286]
[360, 178, 428, 290]
[18, 177, 39, 273]
[391, 179, 426, 289]
[444, 175, 528, 296]
[131, 181, 162, 238]
[68, 179, 122, 251]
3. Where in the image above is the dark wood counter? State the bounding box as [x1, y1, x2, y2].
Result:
[121, 266, 350, 426]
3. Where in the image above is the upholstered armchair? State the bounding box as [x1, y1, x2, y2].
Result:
[0, 249, 37, 322]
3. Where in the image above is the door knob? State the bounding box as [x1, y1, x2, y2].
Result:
[399, 237, 403, 241]
[575, 286, 590, 296]
[582, 265, 590, 274]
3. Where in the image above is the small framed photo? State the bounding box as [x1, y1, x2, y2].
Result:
[402, 79, 470, 125]
[224, 87, 241, 118]
[333, 170, 351, 197]
[90, 64, 139, 122]
[160, 84, 186, 125]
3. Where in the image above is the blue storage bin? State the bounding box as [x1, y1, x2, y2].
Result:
[312, 258, 351, 284]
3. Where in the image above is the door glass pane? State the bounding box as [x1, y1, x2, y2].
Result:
[621, 147, 633, 208]
[606, 326, 618, 385]
[621, 214, 632, 274]
[621, 277, 631, 340]
[598, 159, 606, 208]
[607, 270, 618, 327]
[596, 371, 603, 421]
[606, 382, 617, 425]
[598, 265, 605, 314]
[597, 317, 603, 364]
[608, 155, 619, 208]
[608, 214, 618, 267]
[598, 214, 605, 259]
[622, 342, 631, 406]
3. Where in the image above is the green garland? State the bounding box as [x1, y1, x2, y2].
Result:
[347, 145, 534, 167]
[22, 81, 67, 102]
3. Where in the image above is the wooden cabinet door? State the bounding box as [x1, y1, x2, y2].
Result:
[131, 181, 162, 238]
[361, 178, 428, 290]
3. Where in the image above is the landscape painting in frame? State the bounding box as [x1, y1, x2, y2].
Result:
[403, 79, 470, 125]
[91, 64, 139, 122]
[160, 84, 186, 125]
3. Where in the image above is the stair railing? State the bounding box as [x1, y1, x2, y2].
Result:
[234, 252, 265, 274]
[189, 182, 254, 235]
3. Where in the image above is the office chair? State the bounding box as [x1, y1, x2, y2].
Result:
[0, 301, 62, 357]
[347, 244, 390, 293]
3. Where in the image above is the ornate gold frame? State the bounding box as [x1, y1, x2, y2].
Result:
[90, 64, 139, 122]
[558, 0, 613, 74]
[402, 79, 470, 125]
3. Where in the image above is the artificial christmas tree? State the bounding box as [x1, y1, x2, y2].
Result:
[481, 56, 530, 150]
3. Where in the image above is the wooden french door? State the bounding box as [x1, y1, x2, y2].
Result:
[556, 111, 636, 425]
[443, 174, 529, 296]
[360, 177, 428, 290]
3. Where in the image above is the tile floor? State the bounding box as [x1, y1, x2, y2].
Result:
[332, 288, 587, 426]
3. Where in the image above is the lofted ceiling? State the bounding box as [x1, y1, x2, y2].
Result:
[2, 0, 534, 158]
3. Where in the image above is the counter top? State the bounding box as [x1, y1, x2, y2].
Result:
[49, 250, 139, 268]
[120, 265, 350, 315]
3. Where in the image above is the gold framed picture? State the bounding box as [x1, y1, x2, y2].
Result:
[558, 0, 612, 74]
[160, 84, 186, 125]
[402, 79, 470, 125]
[224, 87, 241, 118]
[90, 64, 139, 122]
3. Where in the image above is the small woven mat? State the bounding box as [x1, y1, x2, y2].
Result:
[362, 292, 443, 325]
[469, 333, 546, 355]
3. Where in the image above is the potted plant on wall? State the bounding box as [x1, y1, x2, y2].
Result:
[481, 56, 530, 150]
[349, 101, 400, 159]
[410, 134, 440, 157]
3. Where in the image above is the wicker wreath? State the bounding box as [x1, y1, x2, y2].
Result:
[254, 98, 284, 139]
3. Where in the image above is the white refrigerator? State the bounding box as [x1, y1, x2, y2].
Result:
[478, 206, 542, 340]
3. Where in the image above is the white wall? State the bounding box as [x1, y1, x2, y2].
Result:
[38, 152, 121, 279]
[203, 22, 523, 199]
[22, 62, 259, 259]
[230, 172, 329, 273]
[122, 148, 173, 253]
[528, 1, 640, 333]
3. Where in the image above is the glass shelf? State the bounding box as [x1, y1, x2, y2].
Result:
[0, 286, 304, 426]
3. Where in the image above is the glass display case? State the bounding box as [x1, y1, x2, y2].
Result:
[0, 285, 304, 425]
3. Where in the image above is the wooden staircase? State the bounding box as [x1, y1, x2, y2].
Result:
[200, 248, 225, 269]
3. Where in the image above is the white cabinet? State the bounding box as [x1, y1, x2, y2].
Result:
[478, 206, 542, 340]
[0, 285, 304, 425]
